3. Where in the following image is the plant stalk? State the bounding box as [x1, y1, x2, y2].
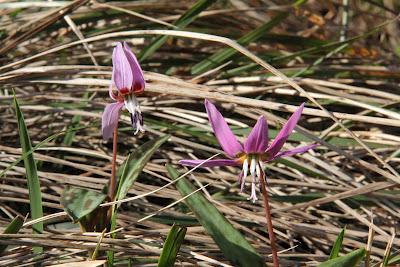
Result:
[109, 127, 118, 201]
[259, 172, 279, 267]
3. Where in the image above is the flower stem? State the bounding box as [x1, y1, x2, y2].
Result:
[109, 127, 118, 201]
[259, 172, 279, 267]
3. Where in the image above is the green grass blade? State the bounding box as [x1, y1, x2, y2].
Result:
[138, 0, 215, 61]
[318, 248, 366, 267]
[191, 12, 288, 75]
[166, 164, 265, 267]
[13, 95, 43, 253]
[0, 215, 24, 254]
[157, 224, 187, 267]
[329, 227, 346, 259]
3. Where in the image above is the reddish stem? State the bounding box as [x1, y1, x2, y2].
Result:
[259, 172, 279, 267]
[109, 127, 118, 201]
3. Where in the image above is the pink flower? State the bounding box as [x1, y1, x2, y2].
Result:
[102, 42, 145, 139]
[180, 100, 317, 202]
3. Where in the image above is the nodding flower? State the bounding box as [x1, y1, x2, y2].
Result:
[180, 100, 317, 202]
[102, 42, 145, 140]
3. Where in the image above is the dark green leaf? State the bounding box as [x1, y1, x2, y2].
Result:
[167, 164, 265, 267]
[318, 248, 366, 267]
[108, 135, 170, 266]
[191, 12, 288, 75]
[139, 0, 215, 61]
[388, 254, 400, 265]
[0, 216, 24, 254]
[158, 224, 187, 267]
[329, 228, 346, 259]
[14, 95, 43, 253]
[61, 186, 107, 223]
[115, 134, 170, 203]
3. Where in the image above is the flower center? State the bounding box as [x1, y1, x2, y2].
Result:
[124, 94, 144, 134]
[239, 153, 264, 203]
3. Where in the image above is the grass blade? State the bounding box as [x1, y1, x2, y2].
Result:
[166, 164, 265, 267]
[138, 0, 216, 61]
[13, 95, 43, 253]
[329, 227, 346, 259]
[157, 224, 187, 267]
[318, 248, 366, 267]
[0, 215, 24, 254]
[191, 12, 288, 75]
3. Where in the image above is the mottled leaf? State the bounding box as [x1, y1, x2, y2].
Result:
[167, 164, 265, 267]
[318, 248, 366, 267]
[61, 186, 107, 223]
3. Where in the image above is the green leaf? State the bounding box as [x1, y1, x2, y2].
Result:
[0, 216, 24, 254]
[61, 186, 107, 223]
[329, 228, 346, 259]
[108, 135, 170, 266]
[138, 0, 216, 61]
[115, 135, 170, 203]
[157, 224, 187, 267]
[14, 95, 43, 253]
[318, 248, 366, 267]
[191, 12, 288, 75]
[388, 254, 400, 265]
[166, 164, 265, 267]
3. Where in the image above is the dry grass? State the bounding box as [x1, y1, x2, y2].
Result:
[0, 0, 400, 266]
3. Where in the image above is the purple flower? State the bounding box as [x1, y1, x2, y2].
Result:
[102, 42, 145, 140]
[180, 100, 317, 202]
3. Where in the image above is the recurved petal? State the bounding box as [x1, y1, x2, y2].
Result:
[271, 143, 318, 160]
[244, 116, 268, 154]
[101, 102, 124, 140]
[123, 42, 145, 93]
[179, 159, 239, 168]
[266, 103, 305, 158]
[205, 99, 243, 158]
[112, 42, 133, 91]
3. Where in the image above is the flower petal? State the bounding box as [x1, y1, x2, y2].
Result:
[266, 103, 305, 158]
[271, 143, 317, 160]
[112, 42, 133, 92]
[123, 42, 145, 93]
[205, 99, 243, 157]
[244, 116, 268, 154]
[101, 102, 124, 140]
[179, 159, 239, 168]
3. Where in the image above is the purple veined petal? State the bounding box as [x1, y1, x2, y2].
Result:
[266, 103, 305, 158]
[101, 101, 124, 140]
[205, 99, 243, 158]
[271, 143, 318, 161]
[112, 42, 133, 92]
[179, 159, 239, 168]
[244, 116, 268, 154]
[123, 42, 145, 93]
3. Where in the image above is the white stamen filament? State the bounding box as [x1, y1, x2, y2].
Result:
[241, 158, 248, 192]
[241, 154, 263, 203]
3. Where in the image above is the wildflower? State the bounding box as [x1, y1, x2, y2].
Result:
[180, 100, 317, 202]
[102, 42, 145, 139]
